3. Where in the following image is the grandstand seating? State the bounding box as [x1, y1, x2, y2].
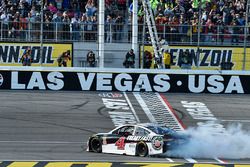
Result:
[0, 0, 248, 46]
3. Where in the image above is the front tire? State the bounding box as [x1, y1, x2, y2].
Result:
[136, 141, 148, 157]
[90, 137, 102, 153]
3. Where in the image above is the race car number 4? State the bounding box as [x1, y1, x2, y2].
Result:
[115, 137, 126, 150]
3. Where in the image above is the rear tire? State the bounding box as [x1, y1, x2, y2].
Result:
[136, 141, 148, 157]
[90, 137, 102, 153]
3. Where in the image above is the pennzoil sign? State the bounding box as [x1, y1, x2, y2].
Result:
[0, 43, 73, 67]
[141, 45, 250, 70]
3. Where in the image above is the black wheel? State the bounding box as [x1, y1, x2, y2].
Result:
[136, 141, 148, 157]
[90, 137, 102, 153]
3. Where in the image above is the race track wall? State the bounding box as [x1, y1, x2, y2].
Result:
[141, 45, 250, 70]
[0, 67, 249, 94]
[0, 42, 73, 67]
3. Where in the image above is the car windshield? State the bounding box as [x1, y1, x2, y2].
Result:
[146, 125, 176, 135]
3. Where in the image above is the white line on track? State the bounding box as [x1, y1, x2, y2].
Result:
[214, 158, 226, 164]
[133, 92, 156, 123]
[221, 120, 250, 123]
[184, 158, 197, 163]
[123, 92, 140, 123]
[157, 93, 185, 131]
[165, 158, 174, 162]
[0, 141, 82, 144]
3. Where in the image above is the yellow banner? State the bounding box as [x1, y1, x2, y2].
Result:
[0, 162, 249, 167]
[0, 42, 73, 67]
[141, 45, 250, 70]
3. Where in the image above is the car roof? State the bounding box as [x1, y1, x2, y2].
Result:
[109, 124, 157, 135]
[112, 123, 162, 133]
[117, 123, 161, 128]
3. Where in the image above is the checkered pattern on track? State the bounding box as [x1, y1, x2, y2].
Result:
[133, 92, 184, 131]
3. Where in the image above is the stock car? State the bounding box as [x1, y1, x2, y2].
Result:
[87, 124, 188, 157]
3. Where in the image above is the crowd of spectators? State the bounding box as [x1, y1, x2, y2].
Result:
[0, 0, 126, 41]
[138, 0, 248, 44]
[0, 0, 248, 44]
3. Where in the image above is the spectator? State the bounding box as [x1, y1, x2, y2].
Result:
[33, 12, 41, 40]
[123, 49, 135, 68]
[92, 15, 98, 41]
[19, 13, 28, 40]
[57, 50, 71, 67]
[155, 13, 167, 39]
[52, 11, 63, 40]
[217, 19, 225, 44]
[169, 15, 180, 43]
[205, 18, 215, 42]
[143, 50, 153, 69]
[163, 49, 173, 69]
[86, 50, 96, 67]
[114, 13, 123, 41]
[85, 0, 97, 17]
[62, 11, 70, 40]
[231, 19, 240, 44]
[85, 16, 93, 40]
[20, 47, 32, 66]
[71, 13, 80, 40]
[106, 15, 113, 43]
[80, 14, 87, 40]
[44, 14, 53, 40]
[117, 0, 126, 10]
[47, 2, 58, 14]
[179, 49, 192, 69]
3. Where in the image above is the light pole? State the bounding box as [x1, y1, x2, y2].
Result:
[98, 0, 105, 68]
[40, 0, 44, 66]
[196, 0, 202, 68]
[132, 0, 138, 67]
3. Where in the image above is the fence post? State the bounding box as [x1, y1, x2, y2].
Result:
[243, 0, 250, 70]
[55, 22, 58, 42]
[0, 22, 2, 40]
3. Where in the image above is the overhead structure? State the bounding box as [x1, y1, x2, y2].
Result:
[142, 0, 168, 69]
[98, 0, 105, 68]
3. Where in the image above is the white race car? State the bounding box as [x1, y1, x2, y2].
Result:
[87, 124, 188, 157]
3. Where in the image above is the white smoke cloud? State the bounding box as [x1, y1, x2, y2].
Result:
[166, 123, 250, 159]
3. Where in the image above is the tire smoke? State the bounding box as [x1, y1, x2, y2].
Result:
[166, 124, 250, 159]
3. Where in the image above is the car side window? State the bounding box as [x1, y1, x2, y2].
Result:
[112, 126, 134, 136]
[135, 127, 150, 136]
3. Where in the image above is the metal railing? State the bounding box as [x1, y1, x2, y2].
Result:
[0, 21, 249, 46]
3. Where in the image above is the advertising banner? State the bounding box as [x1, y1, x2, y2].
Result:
[141, 45, 250, 70]
[0, 70, 249, 94]
[0, 42, 73, 67]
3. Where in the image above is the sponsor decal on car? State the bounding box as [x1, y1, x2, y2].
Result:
[126, 136, 153, 142]
[152, 136, 163, 150]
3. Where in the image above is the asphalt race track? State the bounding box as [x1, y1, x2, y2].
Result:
[0, 90, 250, 165]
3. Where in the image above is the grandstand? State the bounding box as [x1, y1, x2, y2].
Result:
[0, 0, 249, 69]
[0, 0, 248, 45]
